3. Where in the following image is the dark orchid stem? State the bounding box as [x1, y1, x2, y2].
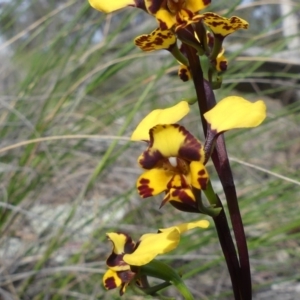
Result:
[203, 79, 252, 300]
[211, 132, 252, 300]
[184, 43, 250, 300]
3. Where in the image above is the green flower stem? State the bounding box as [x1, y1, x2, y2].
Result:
[169, 45, 189, 66]
[133, 282, 173, 299]
[203, 180, 218, 206]
[209, 35, 223, 62]
[140, 260, 195, 300]
[195, 184, 221, 217]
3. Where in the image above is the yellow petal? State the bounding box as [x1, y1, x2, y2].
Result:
[150, 125, 199, 160]
[190, 161, 209, 189]
[144, 0, 176, 29]
[162, 186, 196, 208]
[123, 229, 180, 266]
[106, 232, 128, 255]
[154, 8, 176, 29]
[131, 101, 189, 141]
[135, 28, 176, 52]
[159, 219, 210, 234]
[137, 125, 183, 167]
[138, 125, 204, 169]
[202, 13, 248, 38]
[215, 48, 228, 72]
[89, 0, 136, 13]
[186, 0, 211, 13]
[204, 96, 267, 133]
[137, 168, 172, 198]
[103, 269, 122, 290]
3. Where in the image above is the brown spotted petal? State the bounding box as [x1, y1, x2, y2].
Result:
[159, 174, 196, 209]
[103, 269, 135, 295]
[178, 64, 192, 81]
[106, 232, 135, 271]
[190, 161, 209, 190]
[202, 12, 249, 39]
[137, 168, 173, 198]
[138, 124, 205, 169]
[175, 8, 197, 30]
[215, 48, 228, 72]
[162, 187, 196, 209]
[135, 28, 177, 52]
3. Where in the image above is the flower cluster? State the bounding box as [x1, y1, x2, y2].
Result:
[103, 220, 209, 294]
[89, 0, 248, 81]
[88, 1, 267, 298]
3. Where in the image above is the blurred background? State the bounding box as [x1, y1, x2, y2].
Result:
[0, 0, 299, 299]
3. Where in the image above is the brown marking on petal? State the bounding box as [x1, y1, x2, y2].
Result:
[118, 270, 136, 283]
[158, 19, 168, 30]
[177, 125, 203, 162]
[204, 13, 248, 38]
[147, 0, 164, 14]
[106, 252, 126, 269]
[178, 66, 191, 82]
[133, 0, 146, 10]
[124, 237, 136, 254]
[167, 0, 186, 14]
[170, 188, 195, 205]
[209, 21, 224, 28]
[135, 29, 176, 52]
[104, 275, 118, 290]
[176, 9, 201, 29]
[196, 168, 209, 189]
[139, 126, 168, 169]
[167, 174, 189, 189]
[203, 0, 211, 5]
[203, 12, 220, 19]
[198, 177, 208, 190]
[109, 232, 135, 254]
[139, 149, 164, 169]
[219, 60, 227, 71]
[198, 169, 206, 176]
[213, 33, 225, 40]
[207, 32, 214, 48]
[162, 184, 198, 211]
[137, 178, 154, 198]
[106, 233, 135, 268]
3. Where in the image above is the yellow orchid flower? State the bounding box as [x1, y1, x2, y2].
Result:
[131, 97, 266, 211]
[103, 220, 209, 295]
[88, 1, 248, 78]
[144, 0, 211, 30]
[136, 124, 208, 211]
